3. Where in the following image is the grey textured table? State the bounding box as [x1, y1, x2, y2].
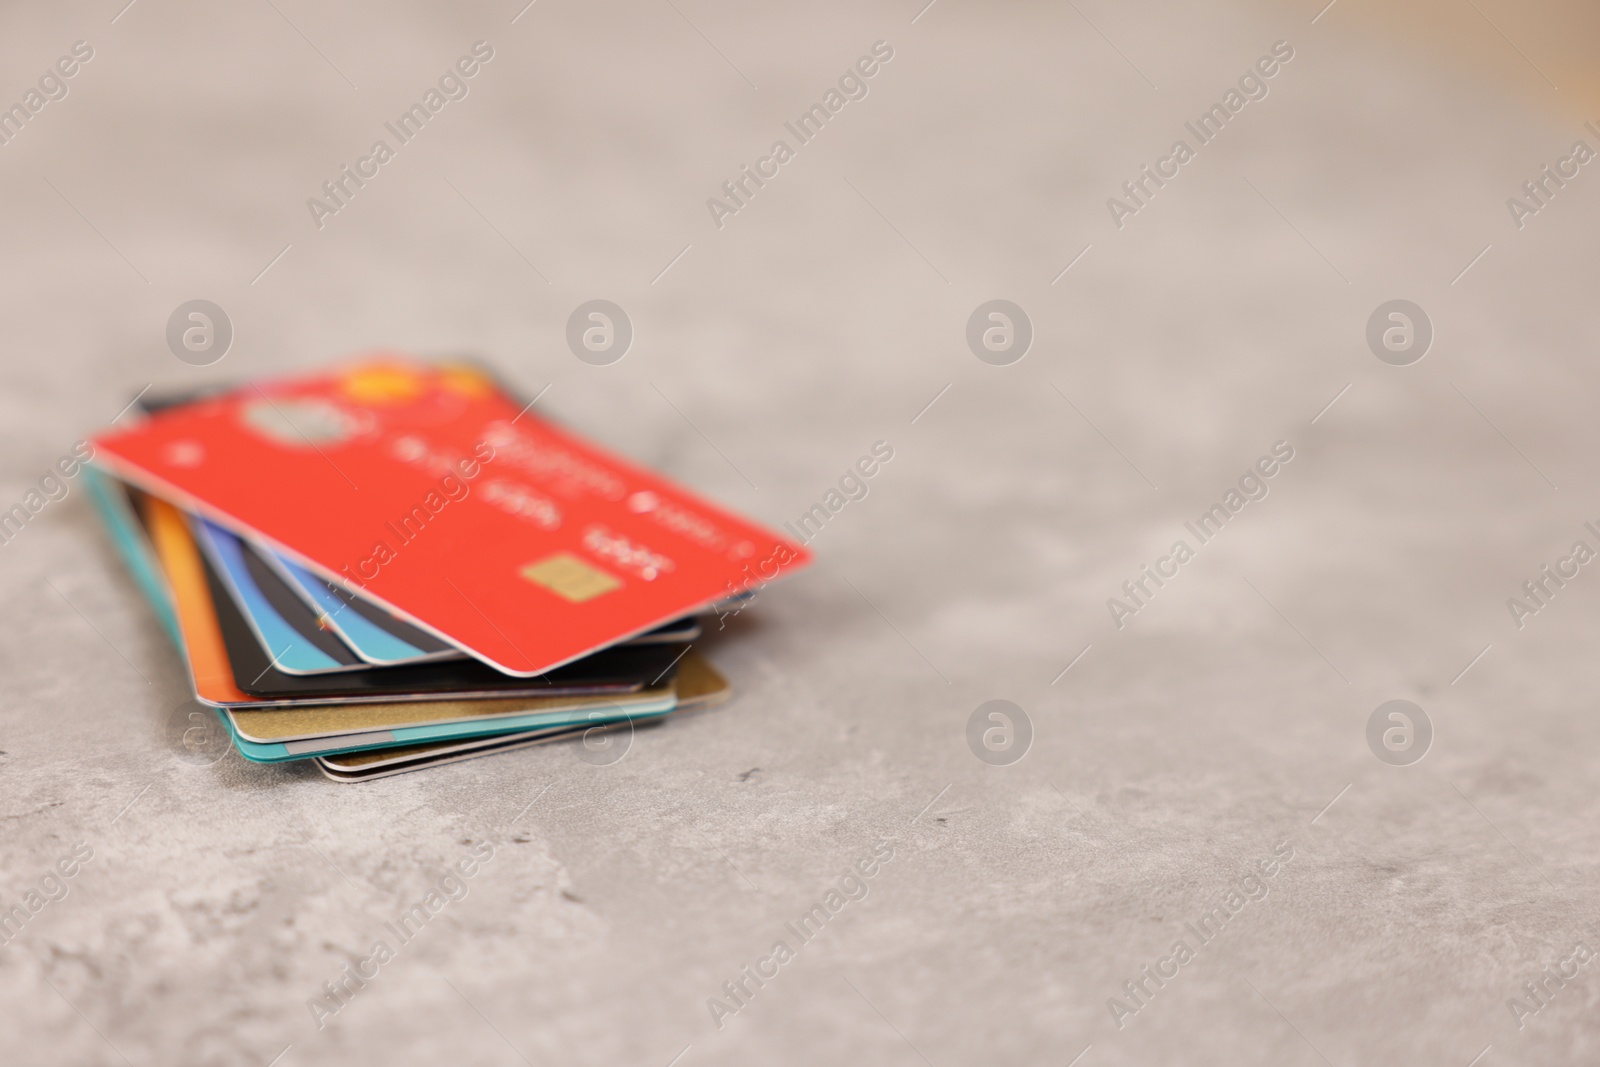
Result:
[3, 1, 1599, 1064]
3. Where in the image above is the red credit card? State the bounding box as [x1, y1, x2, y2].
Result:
[93, 359, 809, 676]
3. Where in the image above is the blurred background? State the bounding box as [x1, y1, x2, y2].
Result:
[2, 0, 1599, 1064]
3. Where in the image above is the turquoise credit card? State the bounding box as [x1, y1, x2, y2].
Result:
[221, 696, 677, 762]
[84, 466, 181, 649]
[83, 470, 684, 766]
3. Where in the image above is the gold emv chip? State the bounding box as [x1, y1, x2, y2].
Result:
[519, 552, 622, 603]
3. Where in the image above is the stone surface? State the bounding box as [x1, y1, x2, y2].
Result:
[1, 1, 1598, 1064]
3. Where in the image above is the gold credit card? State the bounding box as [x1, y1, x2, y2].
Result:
[316, 652, 730, 782]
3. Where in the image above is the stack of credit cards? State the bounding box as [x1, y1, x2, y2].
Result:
[86, 359, 810, 781]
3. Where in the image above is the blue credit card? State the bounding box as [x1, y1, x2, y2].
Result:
[191, 517, 364, 675]
[263, 551, 461, 666]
